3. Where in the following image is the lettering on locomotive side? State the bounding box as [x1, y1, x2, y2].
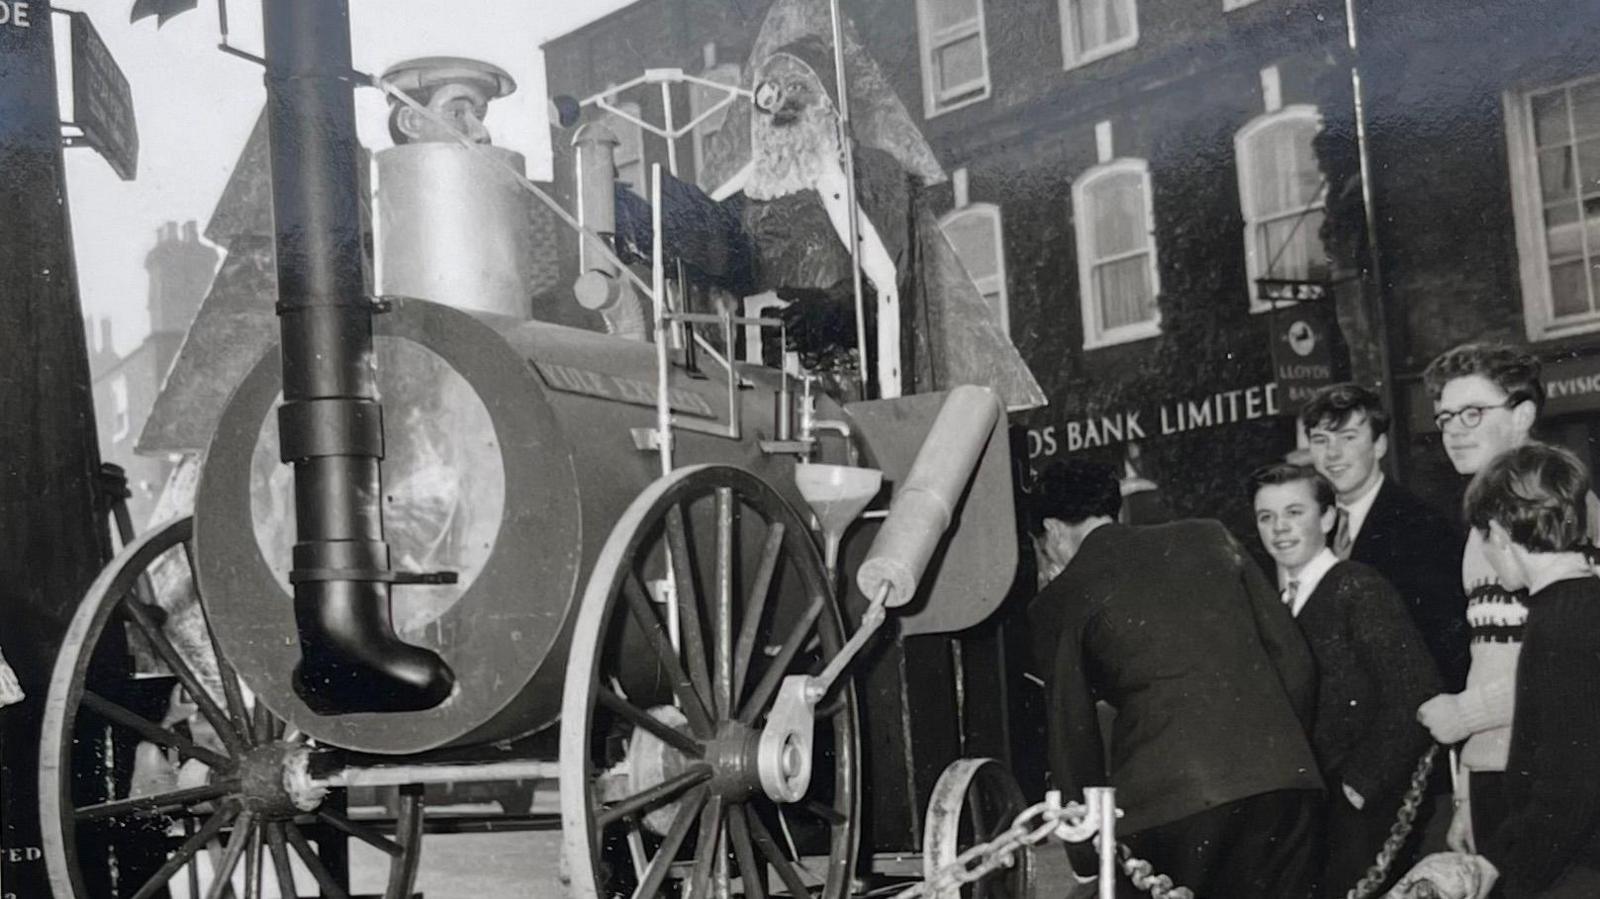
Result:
[0, 2, 31, 28]
[531, 361, 717, 418]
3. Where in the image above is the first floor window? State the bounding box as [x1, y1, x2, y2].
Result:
[940, 202, 1009, 333]
[1073, 158, 1160, 347]
[917, 0, 991, 117]
[1507, 74, 1600, 339]
[1235, 105, 1329, 312]
[1060, 0, 1138, 70]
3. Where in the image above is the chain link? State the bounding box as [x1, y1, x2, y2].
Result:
[1344, 746, 1438, 899]
[894, 746, 1439, 899]
[888, 798, 1193, 899]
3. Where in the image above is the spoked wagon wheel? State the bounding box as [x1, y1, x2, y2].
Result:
[40, 516, 425, 899]
[562, 465, 860, 898]
[924, 759, 1035, 899]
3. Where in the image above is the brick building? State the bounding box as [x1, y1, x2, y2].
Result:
[88, 220, 219, 527]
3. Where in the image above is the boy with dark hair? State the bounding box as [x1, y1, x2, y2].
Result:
[1398, 443, 1600, 898]
[1251, 462, 1441, 897]
[1027, 459, 1322, 898]
[1300, 383, 1469, 690]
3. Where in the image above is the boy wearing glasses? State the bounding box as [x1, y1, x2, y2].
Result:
[1416, 343, 1599, 858]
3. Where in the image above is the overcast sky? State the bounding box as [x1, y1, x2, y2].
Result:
[59, 0, 637, 355]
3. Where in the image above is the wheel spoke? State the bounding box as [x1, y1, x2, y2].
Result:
[316, 809, 405, 858]
[76, 780, 237, 822]
[599, 762, 714, 827]
[713, 488, 735, 719]
[665, 505, 716, 716]
[250, 696, 277, 745]
[204, 809, 256, 899]
[733, 525, 785, 706]
[265, 823, 300, 899]
[598, 687, 705, 759]
[624, 572, 714, 736]
[689, 794, 725, 899]
[798, 799, 847, 827]
[631, 785, 708, 899]
[738, 597, 823, 725]
[80, 690, 233, 770]
[745, 809, 813, 899]
[244, 823, 263, 899]
[286, 821, 352, 899]
[126, 803, 237, 899]
[121, 596, 247, 755]
[185, 537, 254, 748]
[726, 805, 766, 899]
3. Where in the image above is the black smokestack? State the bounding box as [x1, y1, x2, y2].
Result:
[261, 0, 453, 713]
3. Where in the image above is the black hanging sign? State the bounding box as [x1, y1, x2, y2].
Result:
[60, 11, 138, 181]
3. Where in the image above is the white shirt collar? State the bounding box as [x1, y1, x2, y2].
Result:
[1340, 473, 1385, 543]
[1279, 547, 1340, 617]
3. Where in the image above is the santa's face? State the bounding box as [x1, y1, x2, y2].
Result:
[755, 55, 828, 127]
[747, 53, 842, 201]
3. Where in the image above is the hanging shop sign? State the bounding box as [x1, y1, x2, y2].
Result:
[59, 11, 138, 181]
[1268, 301, 1342, 413]
[1408, 352, 1600, 433]
[1027, 382, 1282, 459]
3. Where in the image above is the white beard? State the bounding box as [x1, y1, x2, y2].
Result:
[745, 101, 844, 201]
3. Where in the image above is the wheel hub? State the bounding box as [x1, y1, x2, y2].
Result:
[239, 741, 322, 817]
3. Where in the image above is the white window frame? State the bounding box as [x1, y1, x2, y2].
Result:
[1059, 0, 1139, 72]
[939, 202, 1011, 334]
[1234, 104, 1327, 313]
[1073, 158, 1161, 349]
[110, 374, 130, 442]
[1505, 74, 1600, 342]
[916, 0, 992, 119]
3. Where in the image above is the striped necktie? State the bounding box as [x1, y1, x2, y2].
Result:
[1333, 507, 1353, 559]
[1282, 580, 1299, 610]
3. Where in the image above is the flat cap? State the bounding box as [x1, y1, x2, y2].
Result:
[379, 57, 516, 101]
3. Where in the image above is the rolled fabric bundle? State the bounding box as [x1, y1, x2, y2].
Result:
[1385, 852, 1499, 899]
[0, 646, 23, 708]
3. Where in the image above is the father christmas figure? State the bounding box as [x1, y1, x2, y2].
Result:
[613, 37, 1043, 409]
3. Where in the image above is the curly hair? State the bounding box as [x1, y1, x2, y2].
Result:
[1028, 459, 1122, 533]
[1463, 442, 1589, 552]
[1423, 342, 1544, 413]
[1298, 383, 1391, 438]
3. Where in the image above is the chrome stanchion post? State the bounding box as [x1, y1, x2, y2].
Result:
[1088, 787, 1117, 899]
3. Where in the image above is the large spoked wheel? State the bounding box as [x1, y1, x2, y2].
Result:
[924, 759, 1035, 899]
[40, 517, 425, 899]
[562, 465, 860, 898]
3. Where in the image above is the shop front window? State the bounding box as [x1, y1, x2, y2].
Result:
[1234, 105, 1328, 312]
[1074, 158, 1160, 348]
[1507, 73, 1600, 340]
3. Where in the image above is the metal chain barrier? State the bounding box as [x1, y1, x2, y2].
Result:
[1344, 746, 1439, 899]
[888, 795, 1194, 899]
[893, 745, 1439, 899]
